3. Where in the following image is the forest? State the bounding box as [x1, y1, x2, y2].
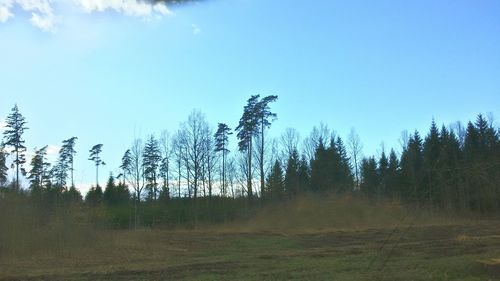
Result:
[1, 95, 499, 230]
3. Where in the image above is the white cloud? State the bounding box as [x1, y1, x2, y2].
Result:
[23, 144, 60, 170]
[75, 183, 93, 195]
[0, 2, 14, 23]
[45, 144, 60, 161]
[0, 0, 56, 32]
[77, 0, 172, 17]
[0, 0, 172, 31]
[0, 119, 6, 129]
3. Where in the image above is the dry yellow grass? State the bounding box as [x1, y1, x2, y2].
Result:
[216, 193, 469, 234]
[1, 194, 496, 280]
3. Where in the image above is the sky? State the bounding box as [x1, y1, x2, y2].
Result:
[0, 0, 499, 193]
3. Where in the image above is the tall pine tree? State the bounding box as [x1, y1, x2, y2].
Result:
[88, 144, 105, 188]
[255, 95, 278, 198]
[235, 95, 260, 198]
[214, 123, 232, 196]
[3, 104, 28, 190]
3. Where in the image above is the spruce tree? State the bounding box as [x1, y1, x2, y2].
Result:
[378, 150, 389, 196]
[159, 156, 170, 200]
[142, 136, 161, 200]
[284, 148, 300, 196]
[423, 120, 441, 207]
[335, 137, 354, 191]
[462, 114, 500, 212]
[85, 185, 103, 206]
[297, 154, 310, 192]
[439, 126, 462, 210]
[103, 174, 130, 205]
[463, 121, 480, 210]
[64, 186, 83, 205]
[386, 149, 400, 198]
[310, 139, 329, 192]
[266, 160, 284, 200]
[400, 131, 424, 204]
[360, 157, 379, 197]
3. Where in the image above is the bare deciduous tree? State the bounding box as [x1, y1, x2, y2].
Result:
[159, 130, 172, 199]
[280, 127, 300, 164]
[347, 128, 363, 190]
[126, 139, 145, 228]
[303, 123, 330, 162]
[181, 110, 209, 199]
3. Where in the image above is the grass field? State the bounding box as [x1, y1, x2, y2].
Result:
[1, 196, 500, 280]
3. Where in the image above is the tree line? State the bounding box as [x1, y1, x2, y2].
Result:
[1, 98, 499, 228]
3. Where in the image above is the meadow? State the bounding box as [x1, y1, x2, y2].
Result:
[1, 194, 499, 281]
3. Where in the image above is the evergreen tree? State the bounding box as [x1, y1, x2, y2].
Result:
[386, 149, 400, 199]
[266, 160, 284, 199]
[214, 123, 232, 196]
[53, 142, 72, 190]
[159, 156, 170, 200]
[120, 149, 132, 185]
[462, 115, 500, 212]
[423, 120, 441, 207]
[378, 150, 389, 196]
[463, 120, 480, 211]
[309, 139, 329, 192]
[85, 185, 103, 206]
[2, 104, 28, 190]
[335, 137, 354, 191]
[235, 95, 260, 198]
[64, 186, 83, 204]
[142, 136, 161, 200]
[28, 146, 50, 190]
[103, 174, 130, 205]
[88, 144, 105, 187]
[51, 160, 67, 189]
[60, 137, 78, 188]
[438, 126, 463, 210]
[311, 137, 353, 193]
[284, 148, 300, 196]
[360, 157, 379, 197]
[400, 131, 424, 204]
[0, 144, 7, 186]
[297, 154, 310, 192]
[255, 95, 278, 198]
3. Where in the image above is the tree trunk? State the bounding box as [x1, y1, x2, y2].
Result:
[222, 148, 226, 197]
[260, 120, 265, 197]
[16, 148, 19, 190]
[71, 156, 74, 188]
[96, 164, 99, 187]
[247, 139, 253, 198]
[178, 159, 181, 197]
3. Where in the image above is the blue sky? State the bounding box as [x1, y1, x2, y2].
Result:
[1, 0, 499, 192]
